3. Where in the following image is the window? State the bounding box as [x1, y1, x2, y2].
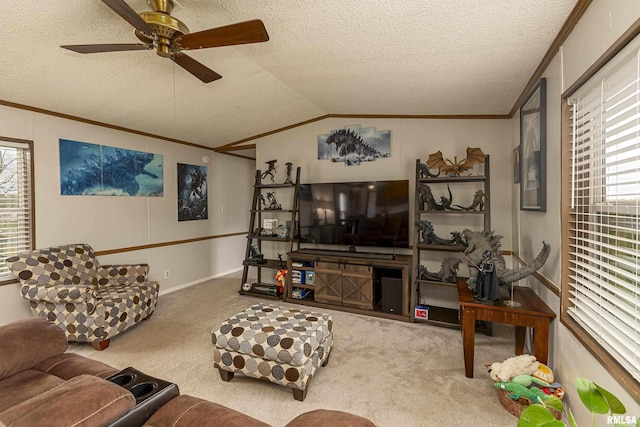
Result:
[0, 139, 33, 283]
[564, 37, 640, 386]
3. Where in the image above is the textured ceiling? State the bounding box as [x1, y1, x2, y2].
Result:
[1, 0, 577, 150]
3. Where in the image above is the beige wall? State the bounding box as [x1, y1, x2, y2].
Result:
[253, 116, 513, 309]
[0, 104, 254, 326]
[513, 0, 640, 421]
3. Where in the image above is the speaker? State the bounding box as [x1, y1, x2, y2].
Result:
[381, 277, 403, 314]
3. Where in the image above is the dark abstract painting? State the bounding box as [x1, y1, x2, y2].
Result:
[177, 163, 208, 221]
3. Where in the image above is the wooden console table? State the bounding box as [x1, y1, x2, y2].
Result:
[457, 281, 556, 378]
[285, 250, 412, 321]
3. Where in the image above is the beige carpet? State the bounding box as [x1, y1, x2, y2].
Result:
[70, 272, 520, 426]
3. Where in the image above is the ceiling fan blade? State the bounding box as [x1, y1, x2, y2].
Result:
[171, 53, 222, 83]
[101, 0, 155, 36]
[61, 43, 151, 54]
[175, 19, 269, 50]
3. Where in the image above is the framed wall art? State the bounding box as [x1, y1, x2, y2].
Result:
[59, 139, 163, 196]
[513, 145, 520, 184]
[177, 163, 208, 221]
[519, 78, 546, 211]
[317, 124, 390, 166]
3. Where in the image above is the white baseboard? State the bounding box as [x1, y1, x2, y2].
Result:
[159, 267, 243, 296]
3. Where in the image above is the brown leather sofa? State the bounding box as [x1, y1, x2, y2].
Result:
[0, 317, 375, 427]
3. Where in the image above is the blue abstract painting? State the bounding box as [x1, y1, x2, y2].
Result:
[59, 139, 163, 196]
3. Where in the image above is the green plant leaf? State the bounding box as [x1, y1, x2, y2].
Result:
[575, 378, 609, 414]
[594, 383, 626, 415]
[518, 404, 565, 427]
[544, 396, 564, 412]
[568, 409, 577, 427]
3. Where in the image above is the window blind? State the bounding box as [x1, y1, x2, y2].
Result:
[568, 46, 640, 381]
[0, 140, 32, 279]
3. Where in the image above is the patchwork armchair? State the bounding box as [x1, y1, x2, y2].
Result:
[6, 243, 159, 350]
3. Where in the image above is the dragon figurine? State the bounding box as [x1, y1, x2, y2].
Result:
[450, 231, 468, 247]
[418, 184, 436, 210]
[415, 220, 457, 245]
[462, 229, 551, 289]
[416, 257, 461, 283]
[418, 184, 453, 211]
[418, 162, 440, 178]
[453, 189, 486, 211]
[435, 184, 453, 211]
[427, 147, 486, 177]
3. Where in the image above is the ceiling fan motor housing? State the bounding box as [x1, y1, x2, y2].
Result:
[60, 0, 268, 83]
[136, 0, 189, 57]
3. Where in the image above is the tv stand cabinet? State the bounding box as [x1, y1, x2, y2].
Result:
[284, 250, 412, 321]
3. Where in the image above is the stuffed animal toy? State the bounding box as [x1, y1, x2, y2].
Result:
[510, 374, 550, 388]
[532, 363, 555, 383]
[487, 355, 540, 382]
[275, 269, 287, 295]
[494, 381, 549, 403]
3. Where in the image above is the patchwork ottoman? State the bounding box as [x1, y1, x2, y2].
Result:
[212, 303, 333, 401]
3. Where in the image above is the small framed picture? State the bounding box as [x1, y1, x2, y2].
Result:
[263, 219, 278, 233]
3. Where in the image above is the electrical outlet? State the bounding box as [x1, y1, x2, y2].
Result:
[163, 270, 170, 279]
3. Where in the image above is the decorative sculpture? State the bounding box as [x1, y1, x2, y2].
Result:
[449, 231, 468, 247]
[247, 244, 267, 264]
[426, 147, 486, 176]
[265, 192, 282, 210]
[261, 159, 278, 183]
[435, 184, 453, 211]
[418, 184, 453, 211]
[415, 220, 457, 245]
[418, 183, 434, 211]
[284, 162, 294, 185]
[275, 224, 288, 238]
[416, 257, 461, 283]
[462, 229, 551, 290]
[473, 250, 501, 301]
[418, 162, 440, 178]
[453, 189, 486, 211]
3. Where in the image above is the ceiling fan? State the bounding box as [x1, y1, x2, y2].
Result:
[61, 0, 269, 83]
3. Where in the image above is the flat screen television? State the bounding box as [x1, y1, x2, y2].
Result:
[298, 180, 410, 249]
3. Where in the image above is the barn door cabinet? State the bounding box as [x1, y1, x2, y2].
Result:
[284, 250, 412, 321]
[314, 261, 373, 309]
